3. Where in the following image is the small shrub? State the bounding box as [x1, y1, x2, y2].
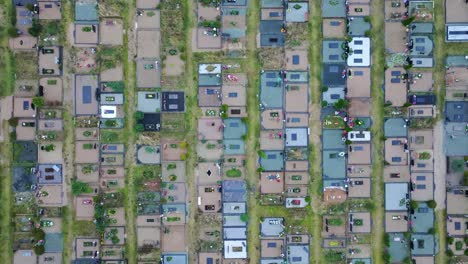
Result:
[34, 245, 45, 255]
[134, 111, 144, 120]
[328, 218, 343, 226]
[105, 119, 117, 127]
[32, 97, 45, 108]
[179, 141, 188, 149]
[402, 16, 416, 27]
[8, 117, 19, 127]
[134, 124, 144, 132]
[257, 150, 267, 158]
[10, 131, 17, 141]
[28, 19, 43, 37]
[333, 99, 348, 110]
[364, 30, 372, 38]
[8, 27, 18, 37]
[446, 249, 454, 257]
[426, 200, 437, 209]
[33, 228, 45, 241]
[447, 236, 454, 245]
[71, 180, 93, 196]
[402, 102, 412, 108]
[384, 233, 390, 247]
[240, 213, 248, 222]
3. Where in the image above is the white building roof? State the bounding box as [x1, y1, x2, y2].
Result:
[348, 131, 371, 142]
[199, 64, 222, 74]
[447, 25, 468, 41]
[100, 105, 117, 118]
[224, 240, 247, 259]
[347, 37, 371, 66]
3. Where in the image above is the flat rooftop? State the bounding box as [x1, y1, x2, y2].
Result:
[445, 0, 468, 23]
[411, 202, 434, 233]
[322, 40, 345, 64]
[75, 0, 98, 22]
[137, 91, 161, 113]
[224, 240, 247, 259]
[322, 0, 346, 17]
[223, 180, 247, 202]
[286, 244, 309, 264]
[260, 151, 284, 171]
[444, 122, 468, 156]
[260, 217, 284, 237]
[322, 129, 346, 150]
[447, 187, 468, 215]
[385, 212, 408, 232]
[322, 150, 346, 179]
[411, 234, 435, 256]
[348, 143, 371, 165]
[410, 172, 434, 201]
[385, 138, 408, 165]
[385, 22, 406, 53]
[322, 63, 346, 87]
[384, 118, 408, 138]
[74, 75, 99, 115]
[385, 68, 407, 107]
[162, 91, 185, 112]
[385, 183, 409, 211]
[445, 101, 468, 122]
[347, 67, 371, 98]
[285, 128, 308, 147]
[260, 71, 283, 108]
[37, 164, 63, 184]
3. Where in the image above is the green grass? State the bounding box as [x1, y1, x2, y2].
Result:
[160, 0, 188, 50]
[369, 0, 386, 263]
[117, 1, 138, 262]
[101, 129, 124, 143]
[243, 0, 262, 262]
[180, 0, 200, 260]
[134, 165, 161, 191]
[225, 168, 242, 177]
[309, 0, 324, 262]
[433, 0, 446, 118]
[0, 0, 16, 261]
[0, 0, 16, 97]
[161, 113, 186, 138]
[73, 220, 98, 237]
[61, 110, 76, 263]
[0, 48, 15, 96]
[14, 51, 38, 80]
[0, 162, 13, 264]
[323, 115, 346, 129]
[97, 46, 124, 71]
